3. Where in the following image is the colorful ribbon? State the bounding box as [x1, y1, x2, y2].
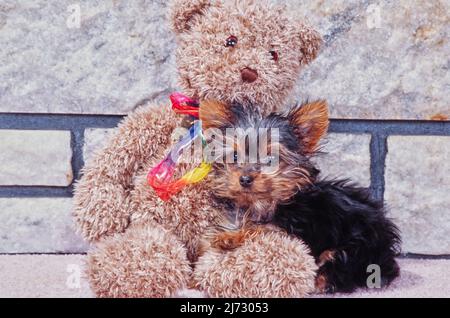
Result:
[147, 93, 212, 201]
[170, 92, 200, 118]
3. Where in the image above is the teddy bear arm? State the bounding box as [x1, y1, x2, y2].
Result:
[73, 104, 178, 242]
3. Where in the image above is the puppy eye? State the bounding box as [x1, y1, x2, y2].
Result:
[270, 50, 279, 61]
[225, 35, 238, 47]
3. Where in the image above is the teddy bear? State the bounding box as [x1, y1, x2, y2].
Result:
[73, 0, 323, 298]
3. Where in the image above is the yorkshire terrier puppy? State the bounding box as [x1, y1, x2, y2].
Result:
[199, 100, 401, 294]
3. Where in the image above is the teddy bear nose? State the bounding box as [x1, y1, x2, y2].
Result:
[241, 67, 258, 83]
[239, 175, 254, 188]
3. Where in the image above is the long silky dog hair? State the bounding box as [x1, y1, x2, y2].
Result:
[200, 100, 401, 293]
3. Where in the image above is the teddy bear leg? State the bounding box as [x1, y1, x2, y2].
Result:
[193, 229, 318, 298]
[87, 222, 191, 298]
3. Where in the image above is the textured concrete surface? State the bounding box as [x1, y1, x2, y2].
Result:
[0, 254, 93, 298]
[1, 0, 448, 119]
[291, 0, 450, 120]
[0, 0, 176, 114]
[385, 136, 450, 255]
[314, 133, 371, 187]
[0, 198, 88, 254]
[0, 256, 448, 298]
[0, 130, 73, 186]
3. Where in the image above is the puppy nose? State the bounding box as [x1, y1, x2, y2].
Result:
[241, 67, 258, 83]
[239, 175, 254, 188]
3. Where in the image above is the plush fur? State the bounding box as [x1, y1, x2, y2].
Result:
[87, 222, 192, 298]
[198, 100, 401, 294]
[171, 0, 322, 114]
[73, 0, 322, 298]
[194, 226, 317, 298]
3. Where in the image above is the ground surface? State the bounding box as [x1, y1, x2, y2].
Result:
[0, 255, 448, 298]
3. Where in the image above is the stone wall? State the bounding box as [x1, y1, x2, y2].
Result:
[0, 0, 449, 257]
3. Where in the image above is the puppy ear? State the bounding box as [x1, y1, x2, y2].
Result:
[288, 100, 329, 154]
[199, 100, 233, 130]
[296, 22, 323, 66]
[169, 0, 213, 35]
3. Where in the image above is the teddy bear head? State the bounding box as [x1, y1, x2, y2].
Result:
[170, 0, 322, 113]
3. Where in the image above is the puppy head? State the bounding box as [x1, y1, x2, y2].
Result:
[170, 0, 322, 114]
[200, 99, 329, 223]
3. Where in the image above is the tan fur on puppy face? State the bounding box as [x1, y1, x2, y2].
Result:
[200, 100, 328, 224]
[170, 0, 322, 114]
[211, 159, 313, 223]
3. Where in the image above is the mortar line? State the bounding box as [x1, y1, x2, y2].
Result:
[71, 128, 85, 186]
[399, 253, 450, 260]
[0, 253, 88, 256]
[0, 113, 450, 135]
[0, 113, 123, 130]
[369, 133, 388, 203]
[0, 187, 73, 198]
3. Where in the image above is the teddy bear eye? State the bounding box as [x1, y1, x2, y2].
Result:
[225, 35, 238, 47]
[270, 50, 279, 61]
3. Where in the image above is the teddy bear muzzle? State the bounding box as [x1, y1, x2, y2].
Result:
[241, 67, 258, 83]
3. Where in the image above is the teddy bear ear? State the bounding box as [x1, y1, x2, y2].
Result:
[199, 100, 234, 130]
[169, 0, 215, 35]
[297, 23, 323, 66]
[288, 100, 329, 154]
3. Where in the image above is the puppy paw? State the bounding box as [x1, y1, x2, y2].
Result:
[211, 227, 263, 251]
[315, 274, 336, 294]
[211, 231, 246, 250]
[317, 249, 336, 267]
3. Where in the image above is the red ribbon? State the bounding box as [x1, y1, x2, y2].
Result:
[170, 92, 200, 118]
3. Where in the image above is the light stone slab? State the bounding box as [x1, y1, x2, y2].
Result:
[0, 130, 73, 186]
[314, 133, 372, 187]
[0, 198, 88, 254]
[385, 136, 450, 255]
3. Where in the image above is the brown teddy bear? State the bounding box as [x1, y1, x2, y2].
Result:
[73, 0, 323, 298]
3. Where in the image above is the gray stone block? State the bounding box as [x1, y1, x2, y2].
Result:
[0, 198, 88, 254]
[385, 136, 450, 254]
[314, 133, 372, 187]
[290, 0, 449, 120]
[0, 130, 73, 186]
[0, 0, 176, 114]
